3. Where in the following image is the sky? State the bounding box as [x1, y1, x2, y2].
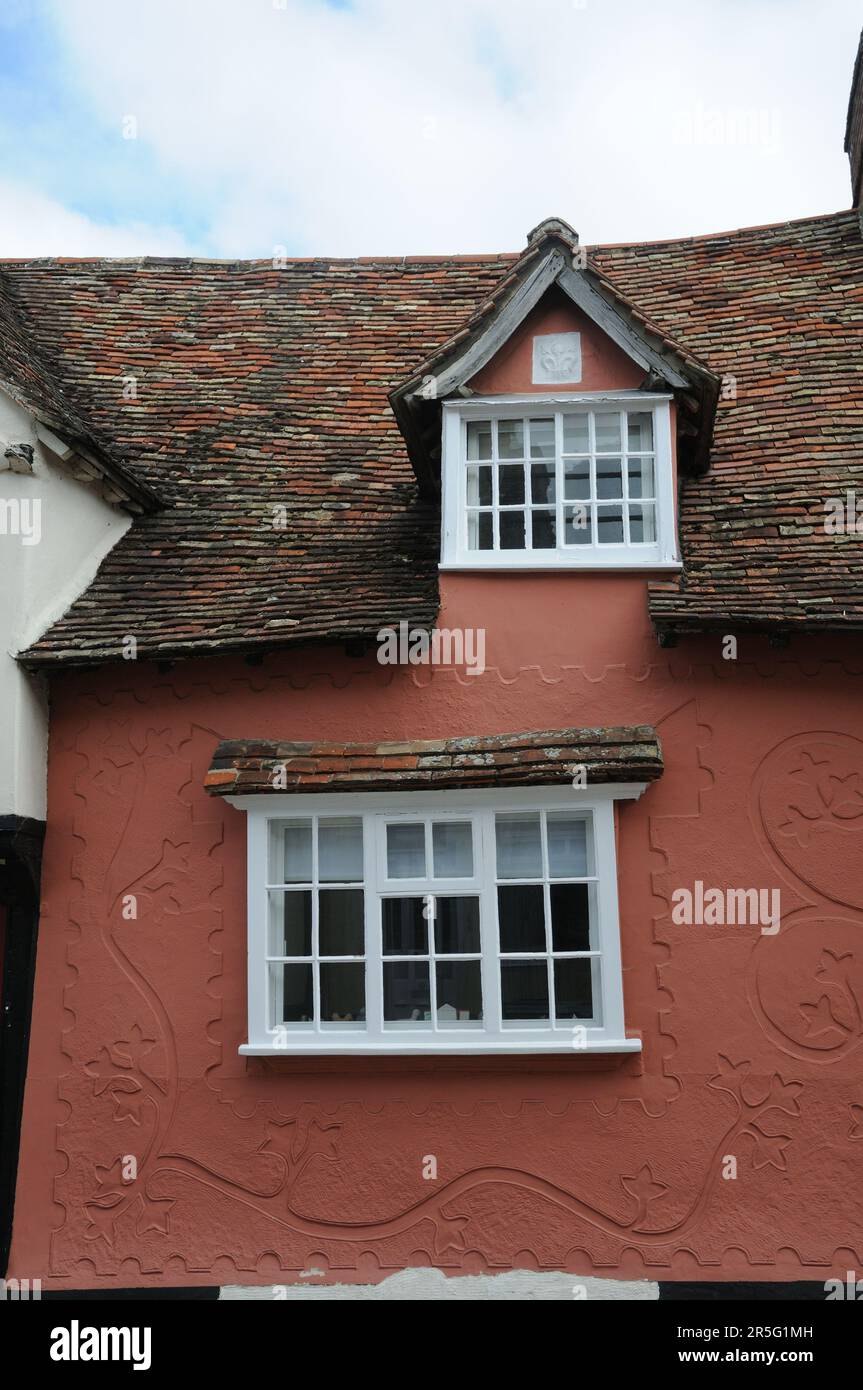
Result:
[0, 0, 861, 259]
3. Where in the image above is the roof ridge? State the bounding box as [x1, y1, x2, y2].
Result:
[0, 209, 854, 273]
[0, 252, 519, 271]
[591, 207, 856, 254]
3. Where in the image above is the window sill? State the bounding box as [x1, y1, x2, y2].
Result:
[240, 1037, 642, 1057]
[439, 559, 682, 573]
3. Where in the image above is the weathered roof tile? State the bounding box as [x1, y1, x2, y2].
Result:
[3, 209, 862, 663]
[204, 725, 663, 795]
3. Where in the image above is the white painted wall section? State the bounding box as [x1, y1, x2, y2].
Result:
[220, 1271, 660, 1300]
[0, 387, 131, 820]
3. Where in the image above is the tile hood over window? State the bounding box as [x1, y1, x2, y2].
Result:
[205, 726, 663, 796]
[207, 727, 662, 1058]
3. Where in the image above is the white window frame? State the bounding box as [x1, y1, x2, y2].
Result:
[230, 784, 646, 1056]
[440, 391, 680, 571]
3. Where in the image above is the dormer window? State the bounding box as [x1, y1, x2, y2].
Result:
[391, 218, 718, 562]
[441, 392, 678, 569]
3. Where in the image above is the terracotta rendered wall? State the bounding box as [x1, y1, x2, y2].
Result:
[7, 589, 863, 1289]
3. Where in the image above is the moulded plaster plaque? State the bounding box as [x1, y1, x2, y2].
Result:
[531, 332, 582, 384]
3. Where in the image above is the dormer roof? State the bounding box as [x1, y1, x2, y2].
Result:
[390, 217, 719, 495]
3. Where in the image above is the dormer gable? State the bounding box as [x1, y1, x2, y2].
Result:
[468, 286, 645, 396]
[390, 216, 719, 500]
[390, 217, 718, 573]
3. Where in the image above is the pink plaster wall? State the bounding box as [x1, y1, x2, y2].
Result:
[8, 605, 863, 1290]
[469, 288, 644, 394]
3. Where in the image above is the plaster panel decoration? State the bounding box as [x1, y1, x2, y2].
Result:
[51, 713, 225, 1276]
[531, 332, 582, 384]
[755, 733, 863, 909]
[9, 658, 863, 1288]
[748, 733, 863, 1062]
[72, 1049, 805, 1279]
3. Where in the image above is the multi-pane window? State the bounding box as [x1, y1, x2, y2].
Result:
[443, 396, 675, 569]
[495, 812, 600, 1027]
[246, 790, 639, 1055]
[267, 816, 366, 1031]
[380, 817, 483, 1030]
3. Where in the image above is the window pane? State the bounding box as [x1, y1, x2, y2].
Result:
[496, 812, 542, 878]
[563, 459, 590, 499]
[627, 411, 653, 452]
[563, 413, 589, 453]
[466, 463, 492, 506]
[383, 961, 430, 1022]
[432, 821, 473, 878]
[629, 503, 656, 543]
[529, 417, 555, 459]
[530, 462, 555, 504]
[271, 820, 312, 883]
[596, 505, 624, 544]
[466, 420, 491, 460]
[498, 884, 546, 952]
[434, 896, 480, 954]
[501, 960, 549, 1021]
[547, 815, 589, 878]
[596, 457, 623, 500]
[554, 958, 597, 1021]
[387, 822, 425, 878]
[320, 963, 365, 1023]
[498, 464, 525, 505]
[595, 411, 621, 452]
[382, 897, 428, 955]
[275, 963, 313, 1024]
[319, 888, 364, 956]
[436, 961, 482, 1022]
[318, 817, 363, 882]
[268, 890, 312, 956]
[531, 510, 556, 549]
[497, 419, 524, 459]
[499, 511, 525, 549]
[627, 457, 655, 499]
[467, 511, 493, 551]
[550, 883, 591, 952]
[565, 504, 591, 544]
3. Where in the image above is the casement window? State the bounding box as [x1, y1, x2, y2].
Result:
[237, 787, 643, 1056]
[440, 393, 678, 570]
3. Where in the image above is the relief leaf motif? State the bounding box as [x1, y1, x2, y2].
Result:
[621, 1164, 669, 1225]
[136, 1194, 175, 1237]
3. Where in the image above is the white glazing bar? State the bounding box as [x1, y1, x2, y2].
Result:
[365, 815, 383, 1042]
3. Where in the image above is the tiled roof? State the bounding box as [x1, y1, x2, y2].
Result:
[592, 212, 863, 635]
[204, 725, 663, 795]
[6, 253, 512, 667]
[4, 208, 863, 665]
[0, 269, 161, 512]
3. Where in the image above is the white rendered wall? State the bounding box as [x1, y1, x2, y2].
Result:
[0, 388, 131, 821]
[220, 1271, 660, 1300]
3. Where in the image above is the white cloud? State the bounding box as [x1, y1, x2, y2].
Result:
[15, 0, 863, 256]
[0, 179, 193, 257]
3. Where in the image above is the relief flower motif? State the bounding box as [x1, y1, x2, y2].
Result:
[743, 1127, 791, 1172]
[136, 1194, 175, 1237]
[778, 753, 863, 847]
[799, 995, 849, 1040]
